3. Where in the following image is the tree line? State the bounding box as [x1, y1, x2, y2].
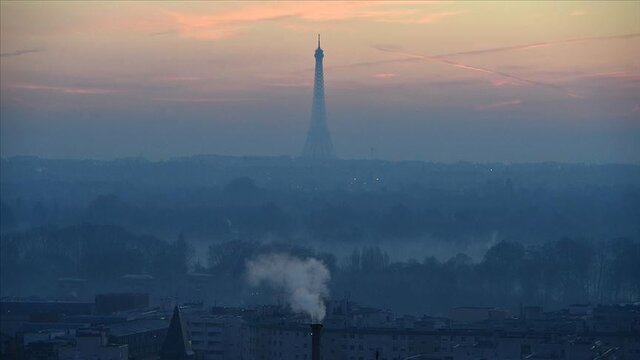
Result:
[2, 223, 637, 314]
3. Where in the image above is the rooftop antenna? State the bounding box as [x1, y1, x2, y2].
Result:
[318, 33, 321, 48]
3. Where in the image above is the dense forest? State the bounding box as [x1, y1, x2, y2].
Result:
[1, 156, 639, 314]
[1, 224, 638, 315]
[2, 158, 639, 244]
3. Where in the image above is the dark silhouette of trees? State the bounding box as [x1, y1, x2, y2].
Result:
[333, 240, 640, 314]
[0, 224, 179, 296]
[1, 158, 639, 312]
[1, 223, 638, 313]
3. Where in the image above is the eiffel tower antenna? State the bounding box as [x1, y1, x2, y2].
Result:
[302, 34, 336, 159]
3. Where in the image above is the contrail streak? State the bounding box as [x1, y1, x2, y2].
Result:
[330, 57, 419, 69]
[373, 46, 583, 98]
[336, 32, 640, 70]
[0, 48, 44, 58]
[432, 33, 640, 58]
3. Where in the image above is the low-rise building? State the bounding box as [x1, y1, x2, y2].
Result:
[108, 318, 169, 359]
[58, 329, 128, 360]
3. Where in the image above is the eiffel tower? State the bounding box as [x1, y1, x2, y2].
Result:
[302, 34, 336, 159]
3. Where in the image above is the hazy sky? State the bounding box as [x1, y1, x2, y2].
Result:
[1, 1, 639, 162]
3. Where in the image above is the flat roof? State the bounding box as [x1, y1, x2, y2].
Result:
[108, 319, 169, 337]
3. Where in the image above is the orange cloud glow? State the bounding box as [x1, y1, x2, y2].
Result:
[160, 2, 461, 40]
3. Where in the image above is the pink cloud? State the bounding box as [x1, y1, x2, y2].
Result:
[371, 73, 397, 79]
[10, 83, 119, 95]
[282, 23, 328, 33]
[475, 100, 522, 111]
[490, 78, 521, 87]
[161, 2, 461, 40]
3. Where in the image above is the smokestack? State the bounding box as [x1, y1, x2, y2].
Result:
[311, 323, 322, 360]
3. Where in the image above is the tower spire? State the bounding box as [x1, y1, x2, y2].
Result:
[302, 35, 336, 160]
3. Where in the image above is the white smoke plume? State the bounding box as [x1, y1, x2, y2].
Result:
[246, 253, 330, 322]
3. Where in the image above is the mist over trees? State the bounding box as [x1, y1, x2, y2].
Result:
[1, 225, 638, 314]
[1, 156, 639, 314]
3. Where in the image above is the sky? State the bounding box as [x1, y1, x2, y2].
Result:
[1, 1, 639, 163]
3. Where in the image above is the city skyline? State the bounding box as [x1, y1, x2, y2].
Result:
[2, 3, 639, 359]
[1, 1, 639, 162]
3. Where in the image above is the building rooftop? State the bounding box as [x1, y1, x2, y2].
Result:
[107, 318, 169, 337]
